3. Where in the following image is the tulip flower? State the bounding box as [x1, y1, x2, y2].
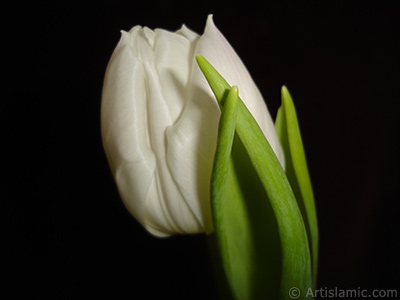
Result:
[102, 15, 318, 300]
[101, 15, 284, 237]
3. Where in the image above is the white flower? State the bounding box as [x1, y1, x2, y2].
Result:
[101, 15, 284, 237]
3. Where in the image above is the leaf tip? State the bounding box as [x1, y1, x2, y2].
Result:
[196, 54, 207, 68]
[281, 85, 289, 98]
[230, 85, 239, 94]
[281, 85, 294, 108]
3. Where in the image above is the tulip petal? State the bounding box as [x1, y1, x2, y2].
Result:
[142, 27, 155, 48]
[164, 27, 222, 235]
[138, 26, 208, 235]
[137, 29, 203, 235]
[165, 73, 219, 233]
[193, 15, 285, 168]
[176, 24, 200, 44]
[102, 28, 203, 236]
[101, 30, 156, 227]
[152, 28, 197, 123]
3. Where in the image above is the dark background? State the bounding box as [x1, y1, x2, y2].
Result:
[5, 1, 399, 298]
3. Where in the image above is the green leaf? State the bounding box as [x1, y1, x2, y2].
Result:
[275, 86, 318, 288]
[198, 55, 312, 299]
[209, 86, 281, 300]
[211, 86, 239, 213]
[209, 86, 251, 299]
[210, 87, 241, 288]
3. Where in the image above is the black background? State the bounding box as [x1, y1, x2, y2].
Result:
[5, 1, 400, 299]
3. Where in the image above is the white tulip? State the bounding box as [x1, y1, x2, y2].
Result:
[101, 15, 284, 237]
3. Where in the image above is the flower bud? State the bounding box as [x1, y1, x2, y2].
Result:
[101, 15, 284, 236]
